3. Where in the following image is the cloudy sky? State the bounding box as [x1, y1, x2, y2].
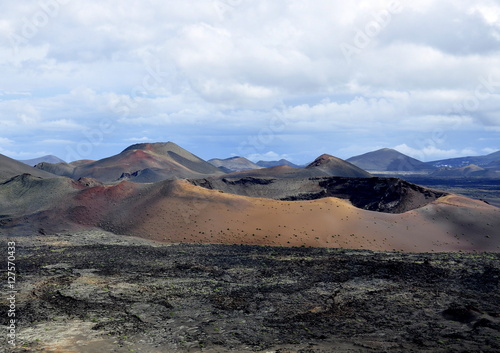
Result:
[1, 0, 499, 163]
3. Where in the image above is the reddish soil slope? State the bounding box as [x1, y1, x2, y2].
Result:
[1, 176, 498, 252]
[306, 154, 372, 178]
[35, 142, 224, 183]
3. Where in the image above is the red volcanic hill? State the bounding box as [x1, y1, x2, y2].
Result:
[0, 153, 57, 181]
[306, 154, 372, 178]
[1, 173, 498, 253]
[36, 142, 225, 183]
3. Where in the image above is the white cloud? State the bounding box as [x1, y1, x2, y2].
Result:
[482, 147, 498, 154]
[0, 137, 14, 145]
[125, 136, 150, 142]
[393, 144, 478, 161]
[0, 147, 51, 159]
[246, 151, 290, 162]
[40, 139, 73, 144]
[0, 0, 498, 161]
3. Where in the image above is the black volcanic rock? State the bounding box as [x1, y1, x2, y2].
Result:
[12, 237, 500, 353]
[191, 176, 446, 213]
[310, 177, 447, 213]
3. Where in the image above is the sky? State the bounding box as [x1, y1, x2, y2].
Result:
[1, 0, 499, 164]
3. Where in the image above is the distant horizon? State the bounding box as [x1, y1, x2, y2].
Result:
[1, 2, 499, 165]
[8, 141, 500, 165]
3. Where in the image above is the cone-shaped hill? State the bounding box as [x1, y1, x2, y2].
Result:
[347, 148, 435, 172]
[212, 154, 371, 179]
[306, 154, 372, 178]
[1, 174, 499, 252]
[36, 142, 225, 183]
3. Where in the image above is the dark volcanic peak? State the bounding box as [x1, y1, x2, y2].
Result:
[208, 156, 262, 172]
[347, 148, 434, 172]
[306, 154, 372, 178]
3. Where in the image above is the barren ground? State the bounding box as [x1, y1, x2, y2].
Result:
[1, 231, 499, 353]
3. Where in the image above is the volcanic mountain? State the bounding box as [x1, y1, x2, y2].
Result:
[221, 165, 322, 179]
[0, 153, 57, 181]
[36, 142, 224, 183]
[18, 155, 65, 166]
[1, 173, 498, 252]
[191, 176, 446, 214]
[347, 148, 435, 172]
[35, 159, 94, 178]
[217, 154, 371, 179]
[431, 164, 499, 178]
[256, 159, 301, 168]
[208, 156, 262, 172]
[306, 154, 372, 177]
[429, 150, 500, 168]
[486, 159, 500, 170]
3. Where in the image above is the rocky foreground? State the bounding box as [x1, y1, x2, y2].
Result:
[1, 231, 499, 353]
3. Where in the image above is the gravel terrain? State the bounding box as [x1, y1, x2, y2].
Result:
[1, 231, 499, 353]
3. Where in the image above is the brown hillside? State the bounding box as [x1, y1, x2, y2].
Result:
[306, 154, 372, 178]
[41, 142, 225, 183]
[0, 154, 57, 181]
[1, 177, 498, 253]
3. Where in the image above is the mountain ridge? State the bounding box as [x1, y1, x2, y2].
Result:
[18, 155, 65, 166]
[0, 154, 58, 181]
[347, 148, 435, 172]
[256, 159, 301, 168]
[35, 142, 224, 183]
[208, 156, 262, 172]
[429, 150, 500, 168]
